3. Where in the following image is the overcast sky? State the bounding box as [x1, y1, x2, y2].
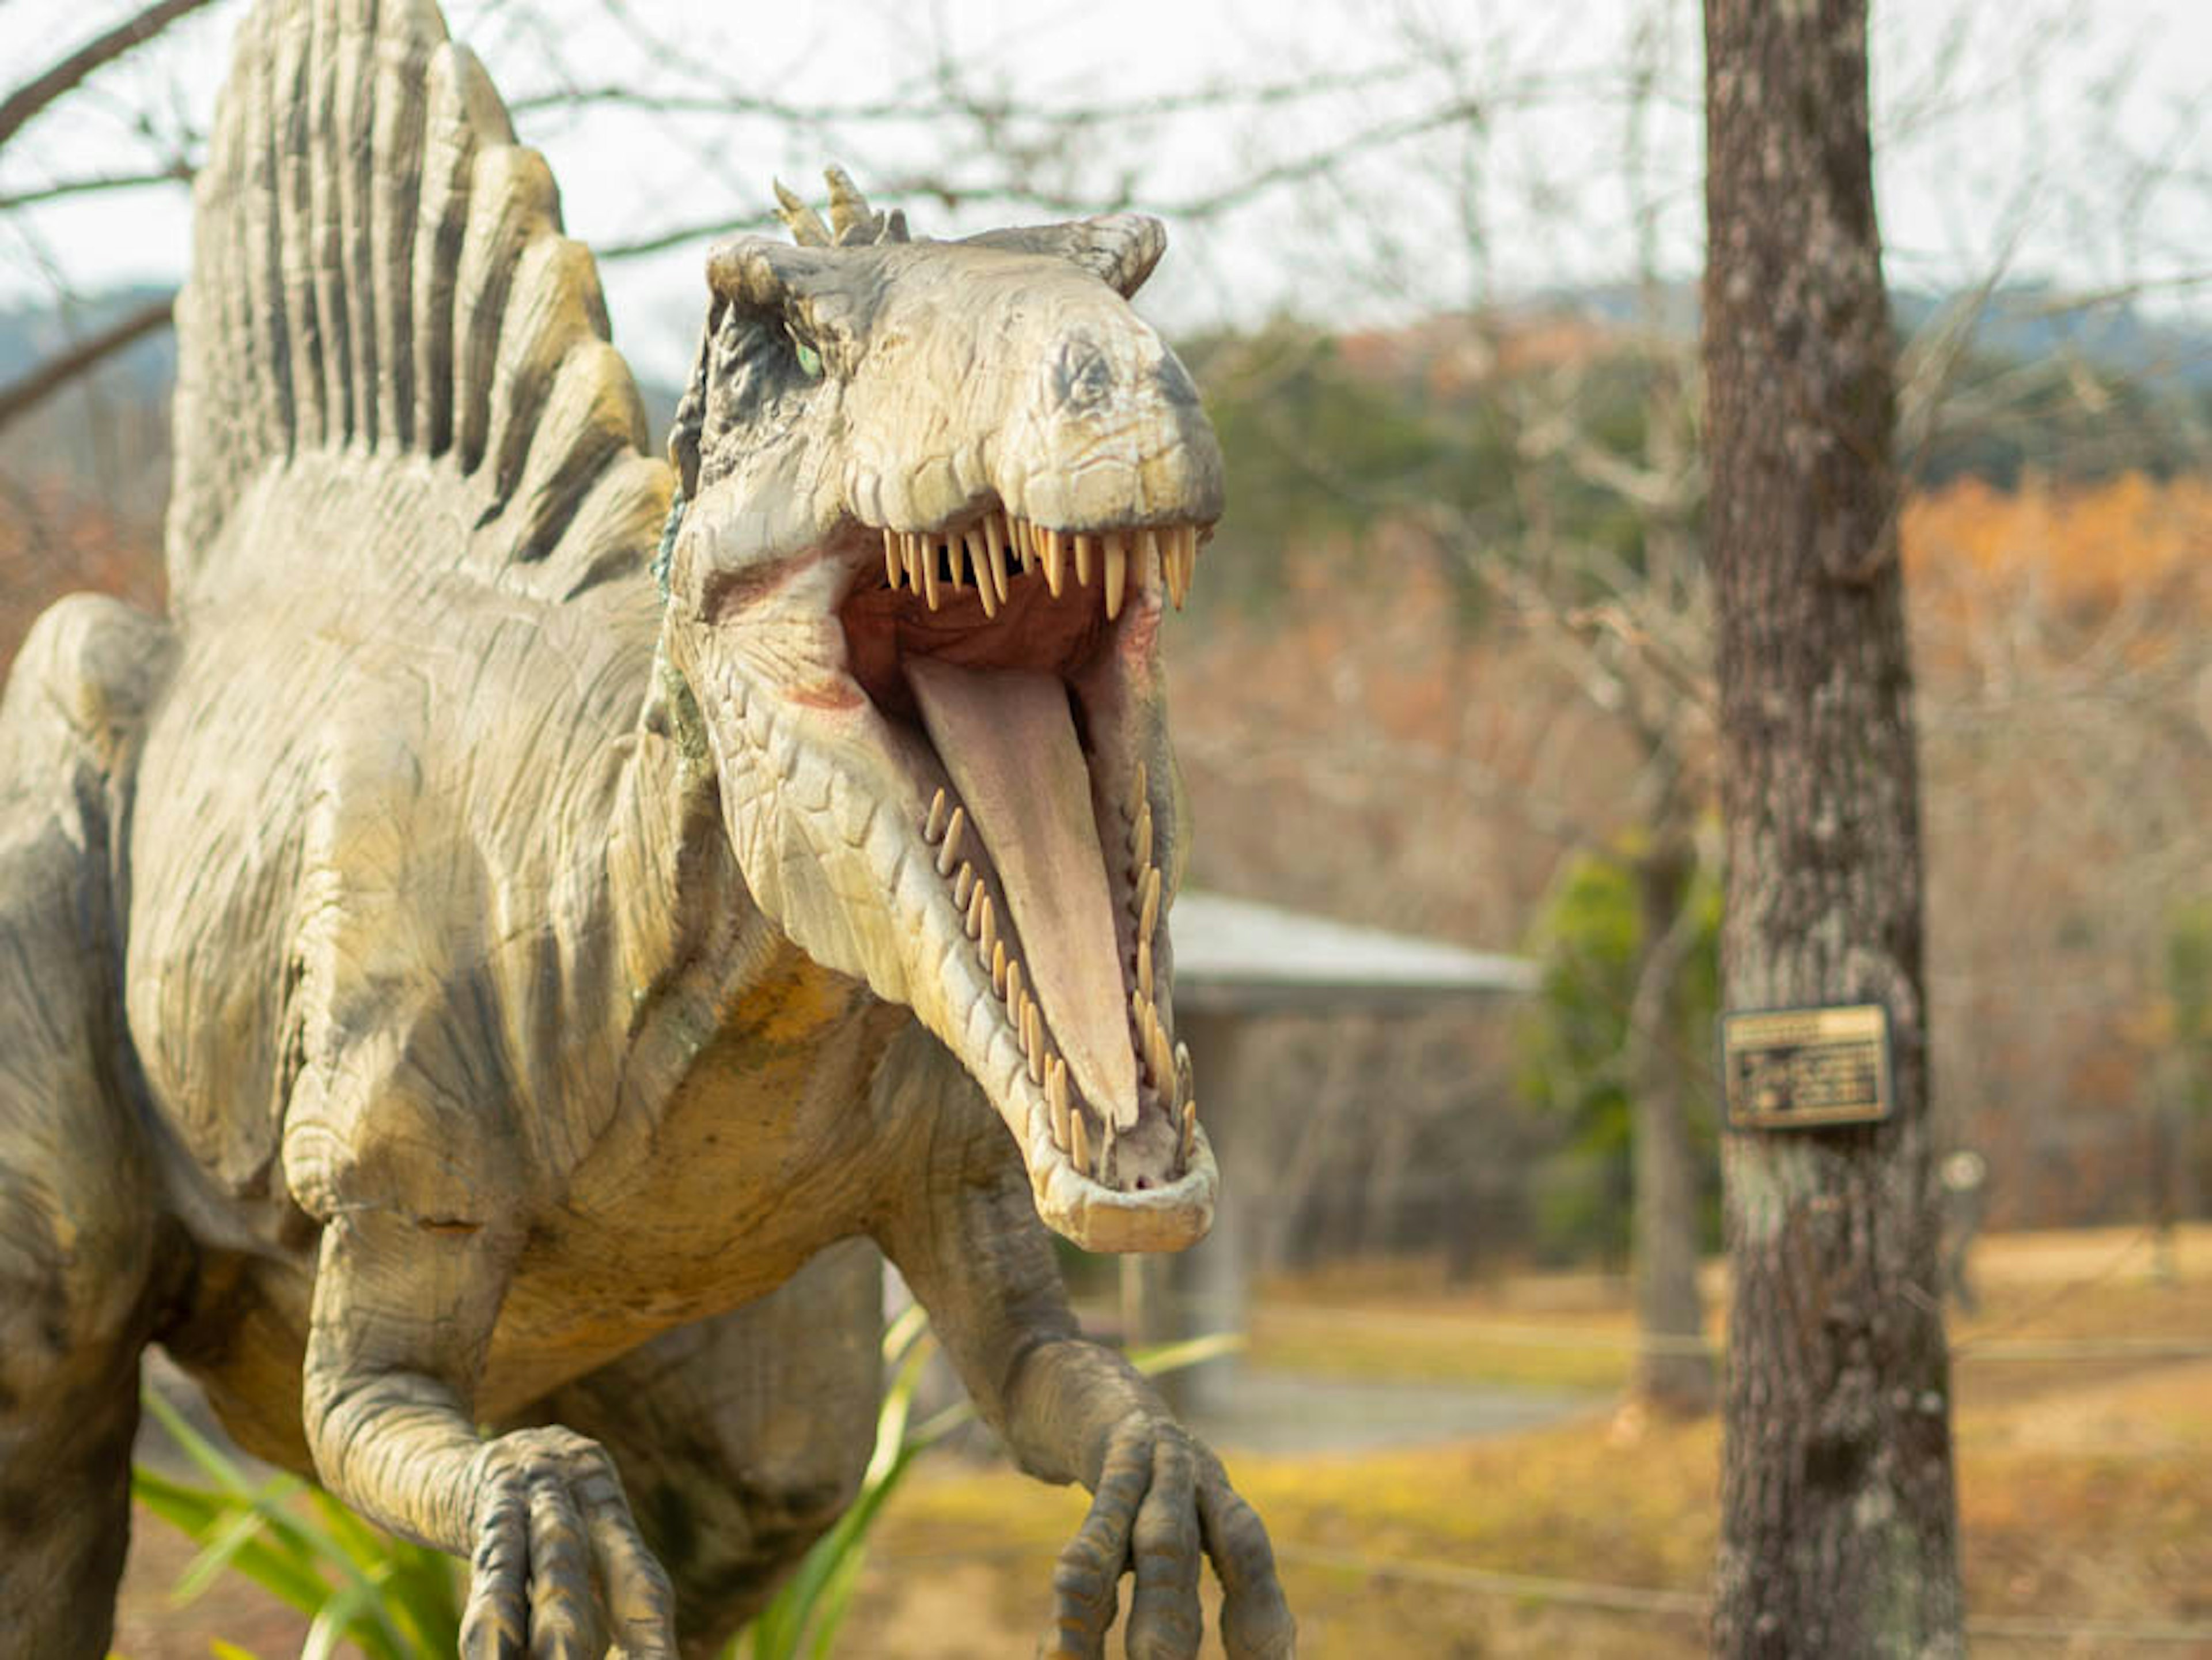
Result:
[2, 0, 2205, 384]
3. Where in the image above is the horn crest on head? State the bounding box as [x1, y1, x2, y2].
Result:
[960, 215, 1167, 298]
[774, 168, 912, 249]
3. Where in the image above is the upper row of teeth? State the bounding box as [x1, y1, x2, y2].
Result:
[880, 510, 1202, 621]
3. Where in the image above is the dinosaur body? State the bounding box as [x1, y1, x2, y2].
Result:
[0, 2, 1290, 1655]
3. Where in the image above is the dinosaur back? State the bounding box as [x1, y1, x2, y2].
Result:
[166, 0, 670, 606]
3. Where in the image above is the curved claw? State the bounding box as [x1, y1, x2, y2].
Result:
[459, 1427, 678, 1660]
[1037, 1417, 1295, 1660]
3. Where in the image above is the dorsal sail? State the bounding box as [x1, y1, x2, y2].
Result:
[165, 0, 670, 606]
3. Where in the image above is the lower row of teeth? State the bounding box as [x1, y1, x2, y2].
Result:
[919, 777, 1199, 1186]
[880, 511, 1200, 620]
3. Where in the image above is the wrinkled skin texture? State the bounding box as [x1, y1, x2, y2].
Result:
[0, 1, 1291, 1656]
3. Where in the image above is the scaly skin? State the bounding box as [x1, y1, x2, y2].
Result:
[0, 2, 1293, 1655]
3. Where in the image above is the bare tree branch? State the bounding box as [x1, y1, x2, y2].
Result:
[507, 62, 1425, 130]
[0, 293, 173, 436]
[0, 161, 195, 213]
[0, 0, 225, 156]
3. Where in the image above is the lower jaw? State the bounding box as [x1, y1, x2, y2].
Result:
[1028, 1119, 1219, 1253]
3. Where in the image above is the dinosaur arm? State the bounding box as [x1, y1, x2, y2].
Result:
[300, 1207, 677, 1656]
[300, 1209, 510, 1551]
[869, 1027, 1294, 1659]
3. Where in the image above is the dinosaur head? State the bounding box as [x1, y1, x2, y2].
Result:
[660, 173, 1221, 1251]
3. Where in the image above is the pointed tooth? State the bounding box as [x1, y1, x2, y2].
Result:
[979, 894, 998, 962]
[993, 940, 1009, 998]
[1138, 936, 1153, 1001]
[1139, 865, 1161, 943]
[1074, 532, 1093, 587]
[1169, 526, 1195, 607]
[904, 532, 925, 591]
[1025, 999, 1046, 1085]
[925, 788, 950, 842]
[1180, 1098, 1197, 1165]
[1175, 1041, 1195, 1107]
[1041, 528, 1065, 596]
[1104, 533, 1127, 619]
[1071, 1106, 1091, 1176]
[1127, 762, 1149, 822]
[983, 514, 1009, 602]
[965, 881, 986, 939]
[1152, 1015, 1175, 1098]
[955, 863, 976, 909]
[884, 528, 902, 588]
[1101, 1117, 1116, 1186]
[922, 538, 941, 610]
[1048, 1058, 1071, 1149]
[1131, 801, 1153, 875]
[1005, 959, 1024, 1022]
[936, 806, 965, 875]
[963, 530, 995, 617]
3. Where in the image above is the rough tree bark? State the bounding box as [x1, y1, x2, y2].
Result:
[1702, 1, 1964, 1655]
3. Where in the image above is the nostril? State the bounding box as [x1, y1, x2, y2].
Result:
[1134, 1175, 1154, 1190]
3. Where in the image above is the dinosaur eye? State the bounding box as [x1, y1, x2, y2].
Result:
[788, 326, 824, 380]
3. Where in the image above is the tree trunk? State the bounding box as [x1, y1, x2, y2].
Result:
[1627, 838, 1715, 1414]
[1702, 1, 1963, 1655]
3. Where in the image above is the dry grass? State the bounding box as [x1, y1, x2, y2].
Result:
[846, 1227, 2212, 1656]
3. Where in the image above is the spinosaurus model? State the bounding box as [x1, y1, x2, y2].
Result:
[0, 1, 1294, 1654]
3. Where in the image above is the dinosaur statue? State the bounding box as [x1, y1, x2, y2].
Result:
[0, 0, 1294, 1654]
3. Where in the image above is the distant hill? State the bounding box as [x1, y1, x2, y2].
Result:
[1559, 279, 2212, 391]
[0, 285, 178, 394]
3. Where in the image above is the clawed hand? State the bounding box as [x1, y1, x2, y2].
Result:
[1039, 1415, 1296, 1659]
[459, 1427, 677, 1659]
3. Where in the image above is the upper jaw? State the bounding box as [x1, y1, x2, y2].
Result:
[671, 486, 1218, 1252]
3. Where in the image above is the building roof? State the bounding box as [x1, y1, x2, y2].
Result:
[1170, 890, 1538, 1015]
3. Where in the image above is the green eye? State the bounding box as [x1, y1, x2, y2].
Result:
[791, 335, 824, 380]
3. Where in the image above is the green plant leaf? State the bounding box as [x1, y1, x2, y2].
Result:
[141, 1389, 258, 1500]
[134, 1468, 333, 1615]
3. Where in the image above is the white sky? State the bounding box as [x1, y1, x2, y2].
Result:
[2, 0, 2205, 385]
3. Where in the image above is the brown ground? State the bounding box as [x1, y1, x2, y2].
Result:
[110, 1226, 2212, 1657]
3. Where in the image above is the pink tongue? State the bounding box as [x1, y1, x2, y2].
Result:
[907, 657, 1138, 1129]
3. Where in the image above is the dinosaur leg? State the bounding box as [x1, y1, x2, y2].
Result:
[512, 1239, 885, 1658]
[0, 602, 176, 1659]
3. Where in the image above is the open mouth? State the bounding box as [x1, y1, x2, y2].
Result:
[831, 501, 1212, 1232]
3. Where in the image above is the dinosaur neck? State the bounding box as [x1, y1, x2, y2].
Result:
[605, 617, 757, 1061]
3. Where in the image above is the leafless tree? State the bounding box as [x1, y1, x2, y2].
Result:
[1703, 0, 1961, 1649]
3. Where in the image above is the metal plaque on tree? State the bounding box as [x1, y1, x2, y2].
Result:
[1720, 1003, 1892, 1129]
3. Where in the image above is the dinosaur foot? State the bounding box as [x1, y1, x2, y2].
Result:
[461, 1427, 677, 1659]
[1039, 1416, 1296, 1660]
